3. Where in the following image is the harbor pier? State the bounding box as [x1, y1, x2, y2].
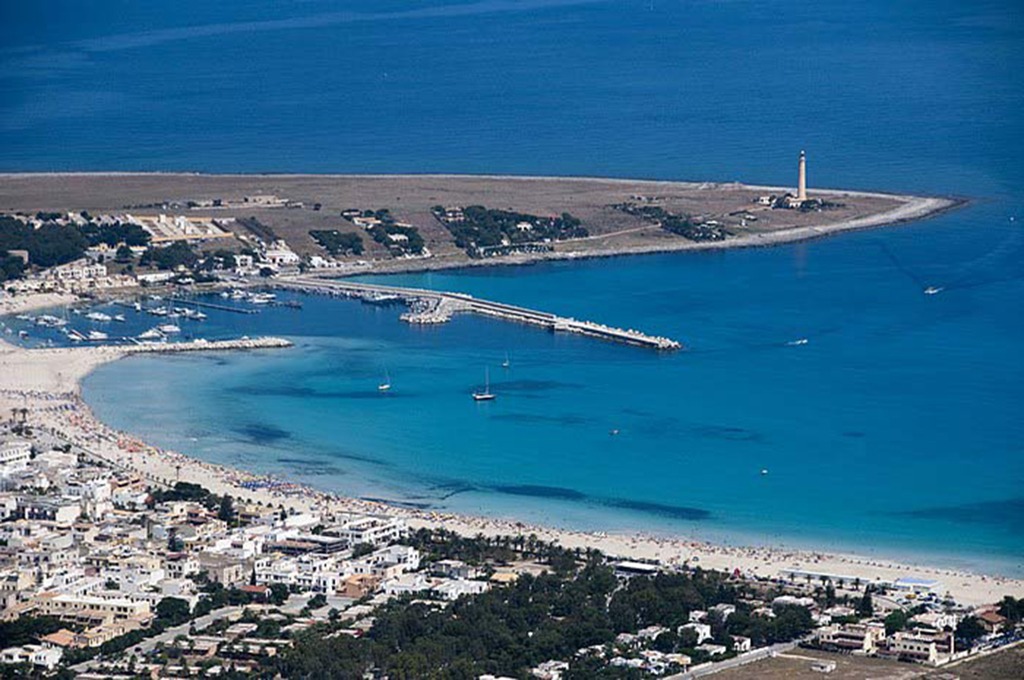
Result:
[278, 278, 681, 351]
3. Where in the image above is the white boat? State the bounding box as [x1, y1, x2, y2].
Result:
[133, 302, 143, 312]
[157, 324, 181, 334]
[378, 368, 391, 392]
[87, 330, 108, 341]
[113, 314, 126, 322]
[35, 315, 66, 328]
[250, 293, 276, 305]
[923, 286, 944, 295]
[472, 368, 496, 402]
[181, 308, 207, 320]
[501, 352, 511, 369]
[148, 306, 169, 317]
[786, 338, 809, 346]
[85, 312, 112, 322]
[137, 328, 164, 340]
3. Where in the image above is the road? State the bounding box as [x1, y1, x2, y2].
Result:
[70, 605, 244, 673]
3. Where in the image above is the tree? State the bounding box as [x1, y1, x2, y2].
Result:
[856, 589, 874, 618]
[0, 251, 26, 282]
[678, 627, 699, 649]
[218, 494, 235, 524]
[352, 543, 375, 558]
[998, 596, 1022, 623]
[824, 583, 836, 608]
[884, 609, 909, 635]
[155, 597, 191, 626]
[269, 583, 290, 606]
[955, 616, 986, 646]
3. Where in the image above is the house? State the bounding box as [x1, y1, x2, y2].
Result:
[679, 622, 712, 644]
[340, 574, 381, 599]
[731, 635, 751, 652]
[818, 622, 886, 653]
[0, 645, 63, 670]
[31, 592, 151, 624]
[16, 497, 80, 525]
[432, 559, 477, 580]
[239, 585, 271, 601]
[196, 554, 248, 586]
[889, 627, 954, 664]
[39, 629, 76, 649]
[911, 611, 960, 630]
[977, 609, 1007, 633]
[773, 595, 816, 609]
[263, 243, 300, 267]
[432, 579, 490, 601]
[711, 603, 736, 621]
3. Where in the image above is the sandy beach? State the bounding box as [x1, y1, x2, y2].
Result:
[1, 290, 1021, 607]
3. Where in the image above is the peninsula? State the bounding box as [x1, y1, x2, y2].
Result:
[0, 171, 959, 280]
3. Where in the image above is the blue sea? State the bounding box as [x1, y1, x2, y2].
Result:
[2, 1, 1023, 574]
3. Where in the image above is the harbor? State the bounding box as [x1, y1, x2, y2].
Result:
[278, 277, 683, 351]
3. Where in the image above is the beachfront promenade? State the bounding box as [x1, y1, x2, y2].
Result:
[278, 276, 683, 351]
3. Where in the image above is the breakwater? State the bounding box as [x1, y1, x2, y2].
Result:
[122, 336, 292, 353]
[277, 277, 682, 351]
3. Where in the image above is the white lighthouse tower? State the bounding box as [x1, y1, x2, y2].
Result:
[797, 150, 807, 201]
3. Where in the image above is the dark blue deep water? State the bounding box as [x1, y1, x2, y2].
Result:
[3, 1, 1023, 572]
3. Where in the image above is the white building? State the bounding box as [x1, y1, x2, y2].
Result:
[0, 645, 62, 670]
[889, 628, 954, 664]
[46, 259, 107, 283]
[0, 439, 31, 471]
[679, 622, 712, 644]
[324, 514, 405, 547]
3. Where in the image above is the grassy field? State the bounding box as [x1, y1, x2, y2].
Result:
[711, 643, 1024, 680]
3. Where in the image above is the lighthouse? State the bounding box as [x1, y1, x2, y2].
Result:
[797, 150, 807, 201]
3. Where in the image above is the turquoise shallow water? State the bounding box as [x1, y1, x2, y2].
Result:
[3, 0, 1024, 573]
[65, 203, 1024, 575]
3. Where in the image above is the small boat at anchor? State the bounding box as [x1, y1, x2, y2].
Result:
[472, 368, 496, 402]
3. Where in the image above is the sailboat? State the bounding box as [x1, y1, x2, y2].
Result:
[378, 368, 391, 392]
[472, 368, 496, 401]
[501, 352, 511, 369]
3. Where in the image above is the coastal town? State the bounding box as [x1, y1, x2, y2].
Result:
[3, 172, 1020, 678]
[0, 383, 1022, 678]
